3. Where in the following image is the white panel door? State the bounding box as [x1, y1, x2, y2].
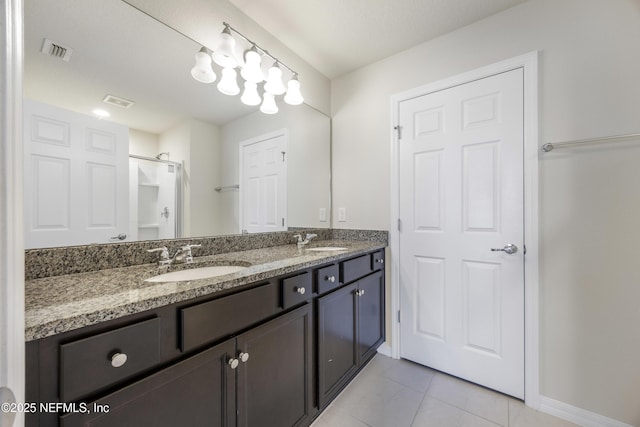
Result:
[240, 131, 287, 233]
[24, 99, 129, 248]
[399, 69, 524, 398]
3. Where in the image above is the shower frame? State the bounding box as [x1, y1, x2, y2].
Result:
[129, 154, 183, 239]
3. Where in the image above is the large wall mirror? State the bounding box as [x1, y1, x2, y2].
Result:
[23, 0, 331, 249]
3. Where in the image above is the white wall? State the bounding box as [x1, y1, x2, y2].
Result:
[221, 103, 331, 234]
[331, 0, 640, 424]
[189, 120, 221, 236]
[129, 129, 159, 158]
[160, 119, 221, 237]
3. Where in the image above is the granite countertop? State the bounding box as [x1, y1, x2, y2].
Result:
[25, 240, 385, 341]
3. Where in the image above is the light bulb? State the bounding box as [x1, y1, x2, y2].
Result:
[212, 27, 238, 68]
[260, 92, 278, 114]
[190, 48, 216, 83]
[217, 67, 240, 96]
[284, 75, 304, 105]
[264, 63, 285, 95]
[240, 81, 261, 106]
[241, 47, 264, 83]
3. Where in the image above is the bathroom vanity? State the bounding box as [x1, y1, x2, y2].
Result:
[25, 240, 385, 426]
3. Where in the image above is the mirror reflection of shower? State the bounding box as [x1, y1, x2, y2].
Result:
[129, 154, 182, 241]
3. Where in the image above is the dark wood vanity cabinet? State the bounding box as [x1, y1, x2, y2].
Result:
[237, 304, 313, 427]
[26, 248, 384, 427]
[317, 252, 385, 408]
[60, 339, 236, 427]
[59, 304, 313, 427]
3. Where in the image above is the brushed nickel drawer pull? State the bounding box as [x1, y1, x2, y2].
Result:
[110, 352, 128, 368]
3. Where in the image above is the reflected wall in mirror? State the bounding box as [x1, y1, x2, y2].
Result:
[23, 0, 331, 249]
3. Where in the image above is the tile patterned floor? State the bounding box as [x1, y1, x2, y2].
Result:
[311, 355, 578, 427]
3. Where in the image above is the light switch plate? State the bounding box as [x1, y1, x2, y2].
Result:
[319, 208, 327, 222]
[338, 208, 346, 222]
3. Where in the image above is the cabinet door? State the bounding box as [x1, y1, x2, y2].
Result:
[317, 283, 357, 408]
[357, 271, 385, 364]
[236, 304, 313, 427]
[60, 339, 236, 427]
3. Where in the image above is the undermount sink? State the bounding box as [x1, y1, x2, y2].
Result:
[306, 247, 348, 252]
[145, 265, 247, 283]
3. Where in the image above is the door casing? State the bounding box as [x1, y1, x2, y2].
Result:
[1, 0, 25, 426]
[389, 51, 540, 408]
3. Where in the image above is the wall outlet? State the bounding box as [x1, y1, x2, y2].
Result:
[319, 208, 327, 222]
[338, 208, 347, 222]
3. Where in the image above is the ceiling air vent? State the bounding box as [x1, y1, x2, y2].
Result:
[41, 38, 73, 62]
[102, 94, 135, 109]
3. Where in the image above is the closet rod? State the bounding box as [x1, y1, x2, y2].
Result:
[214, 184, 239, 192]
[540, 132, 640, 153]
[129, 154, 182, 166]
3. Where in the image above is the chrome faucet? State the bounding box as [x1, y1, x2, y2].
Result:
[293, 233, 317, 249]
[175, 244, 201, 264]
[147, 244, 202, 266]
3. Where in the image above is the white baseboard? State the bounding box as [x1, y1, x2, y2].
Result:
[376, 342, 393, 358]
[539, 396, 633, 427]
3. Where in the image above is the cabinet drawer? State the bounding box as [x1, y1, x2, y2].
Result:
[60, 318, 161, 402]
[316, 264, 340, 295]
[372, 250, 385, 271]
[341, 254, 372, 284]
[281, 272, 312, 309]
[181, 282, 278, 352]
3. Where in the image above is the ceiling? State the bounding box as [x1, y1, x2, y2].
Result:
[228, 0, 528, 79]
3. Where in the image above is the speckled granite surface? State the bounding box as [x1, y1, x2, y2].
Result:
[25, 240, 385, 341]
[25, 229, 333, 280]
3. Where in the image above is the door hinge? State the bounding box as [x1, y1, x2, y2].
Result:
[397, 310, 401, 323]
[394, 125, 402, 140]
[282, 218, 285, 227]
[397, 218, 401, 232]
[281, 151, 286, 162]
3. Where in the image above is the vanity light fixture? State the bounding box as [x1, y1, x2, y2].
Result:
[190, 22, 303, 113]
[264, 62, 286, 96]
[190, 47, 216, 83]
[284, 75, 304, 105]
[260, 93, 278, 115]
[217, 67, 240, 96]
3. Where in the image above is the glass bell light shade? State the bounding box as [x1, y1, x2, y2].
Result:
[284, 75, 304, 105]
[190, 48, 216, 83]
[240, 47, 264, 83]
[212, 27, 238, 68]
[260, 92, 278, 114]
[217, 67, 240, 96]
[264, 63, 286, 95]
[240, 81, 261, 106]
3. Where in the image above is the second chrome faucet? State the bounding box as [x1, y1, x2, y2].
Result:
[147, 244, 202, 266]
[293, 233, 317, 249]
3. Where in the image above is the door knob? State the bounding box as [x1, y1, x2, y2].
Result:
[491, 244, 518, 255]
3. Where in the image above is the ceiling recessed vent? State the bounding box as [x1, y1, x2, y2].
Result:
[41, 38, 73, 62]
[102, 94, 135, 109]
